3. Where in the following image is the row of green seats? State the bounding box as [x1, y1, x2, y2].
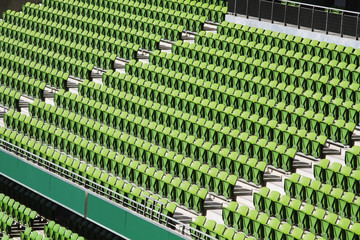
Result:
[79, 79, 297, 171]
[218, 21, 358, 65]
[314, 159, 360, 194]
[53, 90, 266, 185]
[0, 67, 45, 100]
[2, 11, 160, 52]
[132, 0, 227, 22]
[65, 0, 227, 22]
[44, 221, 85, 240]
[114, 156, 208, 212]
[175, 44, 357, 125]
[71, 0, 227, 8]
[0, 127, 177, 223]
[42, 0, 206, 33]
[0, 193, 37, 227]
[0, 179, 59, 225]
[3, 112, 208, 213]
[0, 35, 95, 80]
[221, 203, 318, 240]
[21, 3, 184, 42]
[126, 62, 331, 158]
[253, 187, 360, 238]
[4, 111, 116, 170]
[175, 38, 355, 89]
[0, 86, 21, 111]
[109, 69, 329, 160]
[28, 104, 229, 203]
[21, 228, 48, 240]
[195, 32, 359, 78]
[190, 216, 252, 240]
[142, 0, 228, 7]
[345, 146, 360, 170]
[169, 43, 360, 108]
[26, 101, 237, 199]
[253, 188, 300, 224]
[104, 69, 328, 152]
[171, 44, 360, 107]
[0, 212, 14, 235]
[123, 61, 338, 152]
[285, 173, 360, 218]
[148, 50, 360, 131]
[126, 59, 355, 146]
[0, 20, 139, 64]
[39, 0, 185, 41]
[28, 99, 238, 199]
[0, 51, 69, 90]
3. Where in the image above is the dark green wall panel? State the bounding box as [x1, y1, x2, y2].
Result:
[0, 150, 86, 214]
[87, 194, 185, 240]
[0, 150, 19, 177]
[86, 194, 127, 234]
[48, 175, 85, 215]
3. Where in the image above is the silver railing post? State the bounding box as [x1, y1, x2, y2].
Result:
[356, 14, 359, 40]
[297, 4, 301, 29]
[311, 5, 315, 32]
[271, 0, 275, 23]
[246, 0, 249, 18]
[284, 1, 287, 26]
[258, 0, 262, 21]
[234, 0, 237, 16]
[340, 11, 344, 37]
[325, 9, 329, 34]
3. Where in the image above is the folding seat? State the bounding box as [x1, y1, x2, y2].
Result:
[323, 162, 341, 187]
[284, 226, 303, 240]
[346, 47, 360, 65]
[252, 161, 266, 185]
[313, 159, 330, 183]
[198, 218, 218, 236]
[327, 187, 343, 213]
[345, 223, 360, 240]
[274, 194, 290, 221]
[21, 227, 33, 240]
[191, 188, 207, 214]
[222, 201, 238, 227]
[297, 203, 314, 230]
[250, 213, 267, 239]
[332, 218, 351, 240]
[284, 173, 300, 197]
[215, 227, 234, 240]
[316, 183, 332, 209]
[345, 146, 360, 169]
[190, 215, 206, 238]
[218, 172, 237, 199]
[241, 209, 258, 235]
[263, 190, 280, 216]
[337, 191, 355, 219]
[258, 29, 272, 46]
[263, 218, 280, 240]
[216, 21, 229, 35]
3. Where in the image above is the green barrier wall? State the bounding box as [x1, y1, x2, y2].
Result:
[87, 194, 184, 240]
[0, 149, 185, 240]
[0, 150, 85, 215]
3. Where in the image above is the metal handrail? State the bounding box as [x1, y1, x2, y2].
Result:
[233, 0, 360, 40]
[0, 138, 217, 240]
[280, 0, 360, 16]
